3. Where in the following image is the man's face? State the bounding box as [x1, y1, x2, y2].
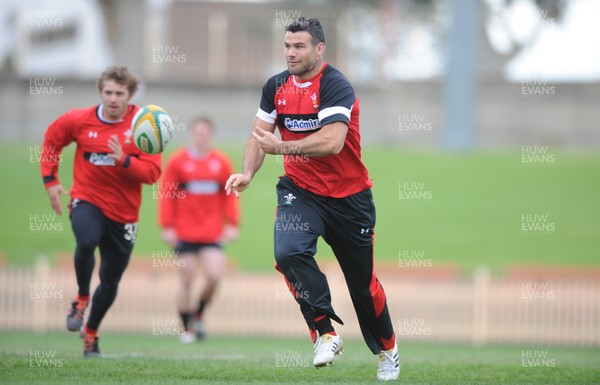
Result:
[191, 121, 213, 152]
[284, 31, 324, 78]
[100, 80, 131, 120]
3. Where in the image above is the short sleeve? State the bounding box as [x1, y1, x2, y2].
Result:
[256, 71, 289, 124]
[318, 75, 355, 127]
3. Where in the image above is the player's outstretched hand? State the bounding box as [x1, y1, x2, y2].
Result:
[46, 184, 68, 215]
[225, 173, 252, 198]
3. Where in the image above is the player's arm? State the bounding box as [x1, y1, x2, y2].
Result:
[253, 121, 347, 157]
[220, 155, 241, 243]
[225, 74, 279, 197]
[158, 154, 179, 248]
[41, 112, 76, 215]
[108, 135, 162, 184]
[225, 117, 275, 197]
[243, 117, 276, 179]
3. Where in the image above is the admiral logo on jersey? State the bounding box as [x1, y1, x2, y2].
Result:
[284, 117, 320, 131]
[184, 180, 221, 195]
[84, 152, 116, 167]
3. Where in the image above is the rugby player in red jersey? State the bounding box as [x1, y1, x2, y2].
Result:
[225, 17, 399, 381]
[159, 116, 239, 343]
[40, 66, 161, 357]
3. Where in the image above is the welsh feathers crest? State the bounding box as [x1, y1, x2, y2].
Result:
[283, 193, 296, 205]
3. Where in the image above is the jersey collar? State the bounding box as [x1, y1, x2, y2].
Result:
[96, 104, 126, 124]
[187, 147, 211, 159]
[292, 62, 327, 88]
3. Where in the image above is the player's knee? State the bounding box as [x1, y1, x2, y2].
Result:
[204, 270, 221, 284]
[205, 275, 220, 287]
[180, 275, 193, 288]
[75, 238, 98, 257]
[274, 244, 304, 268]
[99, 280, 119, 297]
[204, 263, 225, 283]
[99, 271, 125, 292]
[72, 218, 101, 256]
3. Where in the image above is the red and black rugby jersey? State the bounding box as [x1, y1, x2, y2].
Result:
[256, 63, 372, 198]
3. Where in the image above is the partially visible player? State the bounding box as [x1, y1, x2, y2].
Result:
[159, 117, 239, 342]
[40, 65, 161, 357]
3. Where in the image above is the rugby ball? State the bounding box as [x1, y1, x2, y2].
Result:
[131, 105, 174, 154]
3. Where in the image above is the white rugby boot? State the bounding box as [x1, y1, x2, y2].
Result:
[313, 333, 343, 367]
[377, 342, 400, 381]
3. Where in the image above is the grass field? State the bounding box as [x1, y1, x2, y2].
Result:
[0, 332, 598, 384]
[1, 143, 599, 271]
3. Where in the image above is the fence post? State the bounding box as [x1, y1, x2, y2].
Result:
[472, 265, 490, 345]
[32, 255, 50, 333]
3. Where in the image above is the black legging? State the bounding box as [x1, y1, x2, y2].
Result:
[273, 177, 395, 354]
[70, 200, 133, 331]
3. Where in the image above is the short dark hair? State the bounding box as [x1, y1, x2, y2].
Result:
[97, 65, 140, 96]
[285, 17, 325, 46]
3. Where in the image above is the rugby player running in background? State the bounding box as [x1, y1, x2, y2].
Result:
[159, 117, 239, 343]
[41, 66, 161, 357]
